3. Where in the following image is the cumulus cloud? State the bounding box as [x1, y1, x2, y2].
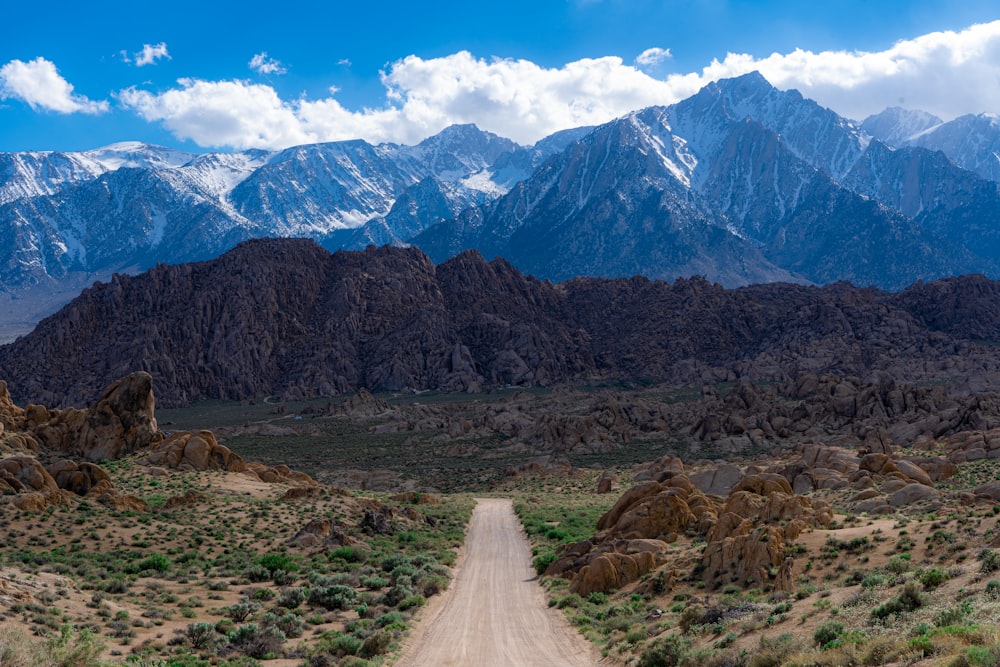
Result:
[249, 52, 286, 75]
[117, 20, 1000, 149]
[134, 42, 170, 67]
[0, 57, 109, 114]
[635, 47, 672, 69]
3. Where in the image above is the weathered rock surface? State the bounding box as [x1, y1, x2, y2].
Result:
[553, 468, 834, 595]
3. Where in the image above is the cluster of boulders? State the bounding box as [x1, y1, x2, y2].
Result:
[548, 463, 833, 596]
[1, 372, 162, 459]
[0, 455, 147, 512]
[0, 372, 318, 511]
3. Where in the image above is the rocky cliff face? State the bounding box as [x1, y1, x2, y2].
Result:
[2, 239, 1000, 408]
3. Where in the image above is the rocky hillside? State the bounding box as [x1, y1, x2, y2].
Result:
[2, 239, 1000, 408]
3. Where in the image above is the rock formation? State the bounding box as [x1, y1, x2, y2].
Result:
[3, 241, 1000, 408]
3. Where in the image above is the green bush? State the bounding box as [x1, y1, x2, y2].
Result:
[533, 551, 557, 575]
[308, 585, 358, 611]
[135, 553, 171, 573]
[813, 622, 844, 647]
[185, 622, 216, 650]
[330, 546, 366, 563]
[358, 629, 392, 658]
[639, 633, 691, 667]
[226, 623, 285, 659]
[871, 582, 923, 620]
[257, 553, 296, 573]
[919, 567, 949, 590]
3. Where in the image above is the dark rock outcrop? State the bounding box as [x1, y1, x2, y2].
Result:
[3, 241, 1000, 409]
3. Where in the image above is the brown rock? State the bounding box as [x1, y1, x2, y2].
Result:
[893, 459, 934, 486]
[689, 464, 743, 496]
[74, 372, 162, 460]
[596, 471, 615, 494]
[890, 483, 940, 506]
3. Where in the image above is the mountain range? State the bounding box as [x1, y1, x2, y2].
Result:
[2, 71, 1000, 340]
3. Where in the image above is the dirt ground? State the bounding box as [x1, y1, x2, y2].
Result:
[396, 498, 600, 667]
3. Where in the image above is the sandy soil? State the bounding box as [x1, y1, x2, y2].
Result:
[396, 497, 599, 667]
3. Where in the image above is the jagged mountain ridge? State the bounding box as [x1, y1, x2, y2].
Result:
[417, 73, 998, 289]
[3, 239, 1000, 409]
[864, 108, 1000, 183]
[4, 72, 1000, 336]
[0, 124, 529, 296]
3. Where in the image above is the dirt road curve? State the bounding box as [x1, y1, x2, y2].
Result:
[396, 498, 600, 667]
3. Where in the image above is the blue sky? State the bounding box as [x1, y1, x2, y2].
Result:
[2, 0, 999, 152]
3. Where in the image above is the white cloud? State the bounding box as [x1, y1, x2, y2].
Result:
[0, 57, 109, 114]
[678, 20, 1000, 122]
[635, 47, 672, 69]
[118, 78, 313, 149]
[117, 20, 1000, 149]
[135, 42, 170, 67]
[249, 52, 287, 75]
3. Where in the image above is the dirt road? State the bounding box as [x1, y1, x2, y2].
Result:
[396, 498, 600, 667]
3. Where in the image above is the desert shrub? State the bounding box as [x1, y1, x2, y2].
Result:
[268, 612, 304, 639]
[964, 645, 1000, 667]
[257, 554, 297, 573]
[359, 575, 389, 590]
[308, 585, 358, 611]
[226, 623, 285, 659]
[920, 567, 949, 590]
[186, 622, 217, 650]
[885, 555, 912, 575]
[398, 594, 426, 610]
[278, 587, 307, 609]
[135, 553, 171, 573]
[980, 548, 1000, 574]
[376, 611, 405, 628]
[986, 580, 1000, 599]
[872, 582, 923, 620]
[227, 598, 262, 623]
[322, 632, 362, 656]
[380, 584, 414, 608]
[102, 577, 131, 594]
[533, 551, 557, 575]
[272, 569, 295, 586]
[749, 634, 796, 667]
[420, 573, 449, 596]
[935, 600, 973, 627]
[251, 588, 275, 601]
[0, 624, 106, 667]
[328, 546, 366, 563]
[639, 633, 691, 667]
[678, 603, 705, 633]
[243, 563, 271, 583]
[814, 621, 844, 647]
[358, 629, 392, 658]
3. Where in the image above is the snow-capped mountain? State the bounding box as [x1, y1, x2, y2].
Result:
[417, 72, 995, 289]
[0, 125, 524, 286]
[4, 71, 1000, 341]
[860, 108, 943, 147]
[863, 108, 1000, 183]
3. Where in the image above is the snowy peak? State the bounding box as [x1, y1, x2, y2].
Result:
[673, 72, 869, 180]
[860, 107, 943, 146]
[0, 150, 107, 205]
[409, 124, 520, 181]
[83, 142, 197, 171]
